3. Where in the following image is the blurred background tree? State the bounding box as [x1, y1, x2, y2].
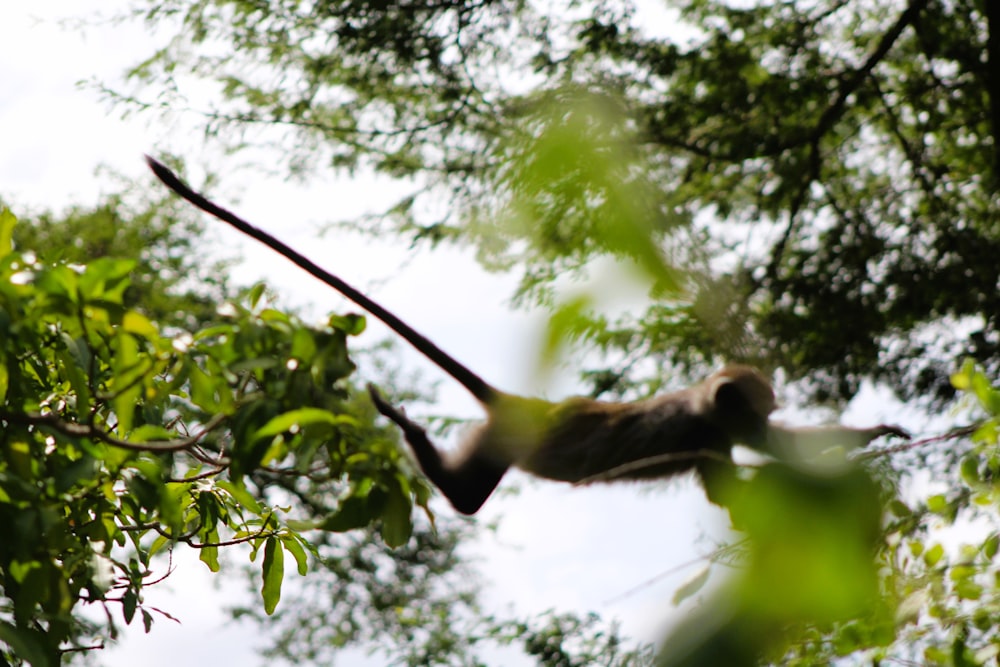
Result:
[111, 0, 1000, 402]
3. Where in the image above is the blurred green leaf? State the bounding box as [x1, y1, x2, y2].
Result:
[0, 208, 15, 260]
[380, 479, 413, 548]
[924, 544, 946, 567]
[672, 564, 711, 606]
[200, 544, 221, 572]
[321, 492, 384, 533]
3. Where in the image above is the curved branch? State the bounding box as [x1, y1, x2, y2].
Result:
[985, 0, 1000, 187]
[0, 410, 229, 452]
[812, 0, 929, 141]
[852, 424, 981, 461]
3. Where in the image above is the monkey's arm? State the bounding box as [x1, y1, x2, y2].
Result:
[766, 422, 910, 459]
[367, 385, 507, 515]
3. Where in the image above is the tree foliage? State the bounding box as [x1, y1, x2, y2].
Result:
[0, 203, 429, 665]
[111, 0, 1000, 402]
[12, 184, 230, 330]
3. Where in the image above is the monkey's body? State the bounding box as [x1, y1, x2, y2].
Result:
[148, 157, 910, 516]
[513, 391, 743, 483]
[369, 365, 794, 513]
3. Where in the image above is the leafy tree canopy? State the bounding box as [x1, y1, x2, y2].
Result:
[0, 201, 431, 665]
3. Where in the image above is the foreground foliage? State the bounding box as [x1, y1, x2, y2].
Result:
[0, 206, 425, 665]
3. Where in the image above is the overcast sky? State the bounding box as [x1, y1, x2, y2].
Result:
[1, 4, 917, 666]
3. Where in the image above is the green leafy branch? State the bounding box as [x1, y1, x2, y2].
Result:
[0, 207, 423, 665]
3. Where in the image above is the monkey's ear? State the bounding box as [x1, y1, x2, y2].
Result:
[709, 374, 773, 446]
[710, 377, 753, 415]
[708, 367, 776, 418]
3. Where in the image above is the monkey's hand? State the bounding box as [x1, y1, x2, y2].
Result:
[870, 424, 911, 440]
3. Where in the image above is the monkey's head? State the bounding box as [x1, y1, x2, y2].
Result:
[707, 365, 776, 446]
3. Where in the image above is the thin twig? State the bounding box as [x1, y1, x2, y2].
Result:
[852, 424, 981, 461]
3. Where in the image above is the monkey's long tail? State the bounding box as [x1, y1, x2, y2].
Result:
[146, 156, 497, 405]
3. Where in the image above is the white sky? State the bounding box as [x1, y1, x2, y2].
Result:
[0, 3, 916, 666]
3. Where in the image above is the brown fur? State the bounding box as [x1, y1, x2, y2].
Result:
[371, 366, 783, 513]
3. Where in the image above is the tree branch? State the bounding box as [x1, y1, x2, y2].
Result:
[984, 0, 1000, 189]
[0, 410, 228, 452]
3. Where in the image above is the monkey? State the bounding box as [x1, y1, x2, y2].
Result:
[366, 366, 907, 513]
[145, 156, 909, 515]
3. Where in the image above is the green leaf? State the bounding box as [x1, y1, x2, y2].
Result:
[188, 362, 232, 413]
[258, 308, 291, 325]
[984, 533, 999, 560]
[36, 265, 79, 303]
[253, 408, 353, 439]
[320, 492, 384, 532]
[329, 312, 366, 335]
[148, 534, 169, 558]
[248, 282, 266, 308]
[79, 257, 136, 302]
[123, 590, 138, 624]
[122, 310, 160, 340]
[54, 456, 96, 494]
[955, 579, 983, 601]
[159, 483, 187, 534]
[110, 332, 142, 434]
[924, 543, 946, 567]
[960, 455, 981, 487]
[129, 424, 177, 442]
[926, 494, 948, 514]
[672, 564, 711, 606]
[290, 328, 317, 363]
[0, 208, 15, 260]
[380, 481, 413, 548]
[200, 544, 220, 572]
[540, 294, 591, 371]
[281, 535, 310, 576]
[261, 536, 284, 615]
[888, 500, 912, 517]
[55, 348, 91, 416]
[216, 480, 263, 514]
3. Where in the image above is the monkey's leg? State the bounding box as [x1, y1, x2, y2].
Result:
[367, 385, 507, 515]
